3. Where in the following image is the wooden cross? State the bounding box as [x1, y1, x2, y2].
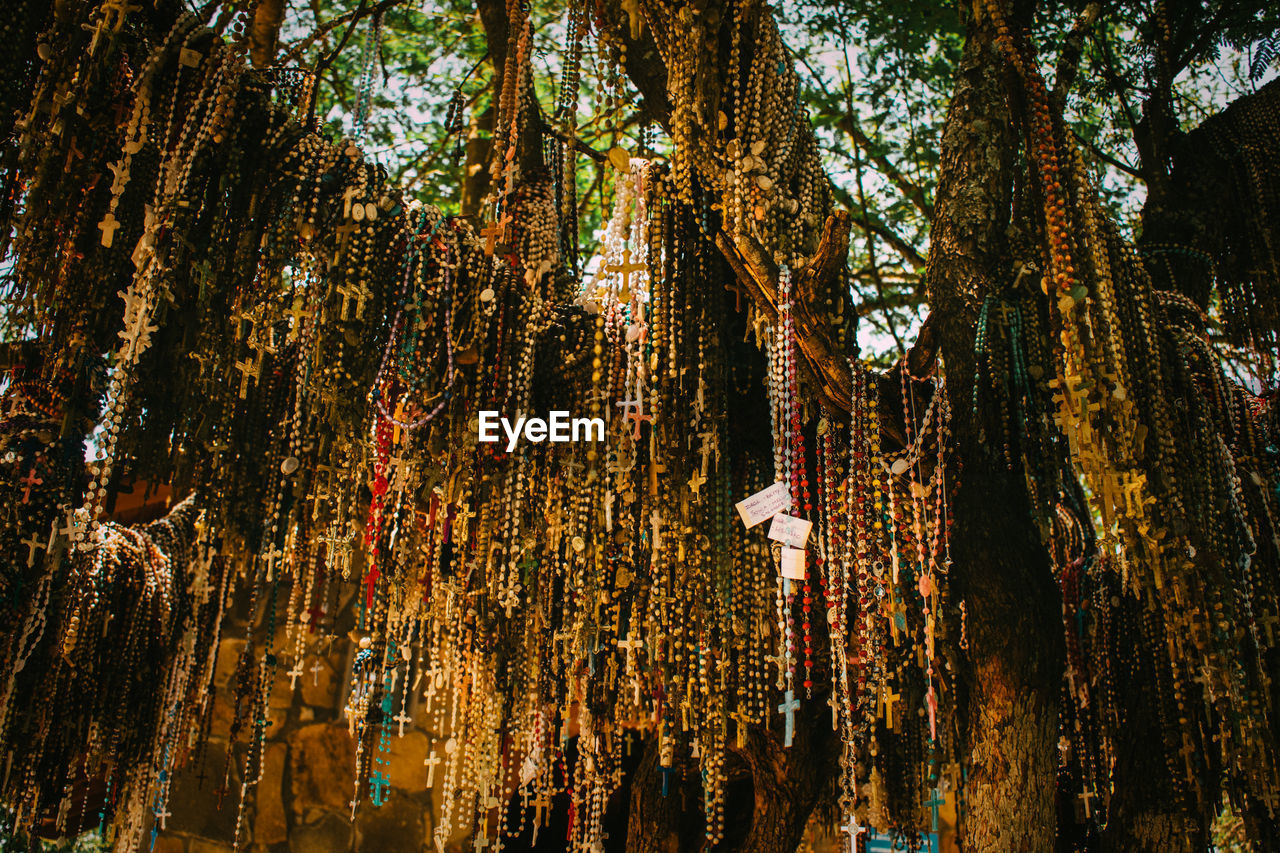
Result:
[607, 249, 646, 298]
[84, 0, 137, 54]
[778, 689, 800, 747]
[231, 310, 256, 342]
[20, 468, 42, 503]
[342, 184, 362, 218]
[21, 532, 47, 568]
[943, 761, 963, 795]
[1179, 732, 1196, 778]
[648, 439, 666, 498]
[725, 280, 745, 311]
[1257, 611, 1278, 647]
[1076, 788, 1096, 820]
[687, 468, 706, 498]
[503, 160, 522, 193]
[480, 211, 512, 257]
[98, 213, 121, 248]
[531, 791, 551, 832]
[83, 17, 108, 55]
[480, 220, 501, 256]
[881, 686, 901, 730]
[64, 141, 84, 172]
[287, 661, 304, 690]
[335, 221, 357, 248]
[391, 397, 411, 445]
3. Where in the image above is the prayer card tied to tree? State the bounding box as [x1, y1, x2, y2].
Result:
[0, 0, 1278, 852]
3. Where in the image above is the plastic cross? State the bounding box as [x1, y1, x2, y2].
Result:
[778, 689, 800, 747]
[369, 770, 390, 807]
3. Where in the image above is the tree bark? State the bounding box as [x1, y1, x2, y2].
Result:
[249, 0, 286, 69]
[734, 702, 838, 853]
[924, 9, 1063, 852]
[624, 703, 838, 853]
[625, 738, 686, 853]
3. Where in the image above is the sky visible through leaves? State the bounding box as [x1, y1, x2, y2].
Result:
[280, 0, 1278, 364]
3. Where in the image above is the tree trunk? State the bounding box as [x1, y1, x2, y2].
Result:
[625, 738, 686, 853]
[624, 702, 838, 853]
[925, 9, 1064, 851]
[734, 703, 838, 853]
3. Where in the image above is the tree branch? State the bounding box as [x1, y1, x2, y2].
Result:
[1050, 3, 1099, 112]
[836, 115, 935, 222]
[829, 173, 927, 271]
[715, 213, 854, 413]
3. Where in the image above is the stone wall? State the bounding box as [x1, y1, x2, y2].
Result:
[156, 589, 442, 853]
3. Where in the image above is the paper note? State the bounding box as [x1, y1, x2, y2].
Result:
[735, 481, 792, 528]
[767, 513, 812, 548]
[780, 546, 806, 580]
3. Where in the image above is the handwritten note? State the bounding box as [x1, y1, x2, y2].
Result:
[735, 481, 792, 528]
[767, 513, 812, 548]
[780, 546, 806, 580]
